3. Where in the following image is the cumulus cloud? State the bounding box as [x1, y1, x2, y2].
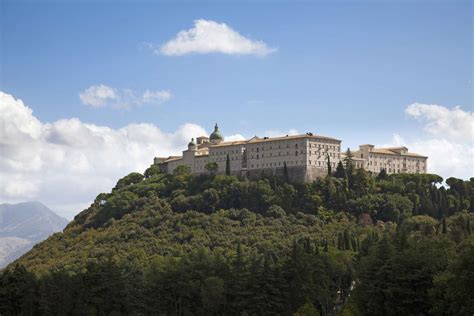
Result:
[159, 19, 276, 56]
[263, 129, 299, 138]
[405, 103, 473, 141]
[0, 91, 205, 219]
[225, 134, 246, 142]
[79, 85, 171, 109]
[386, 103, 473, 180]
[79, 84, 117, 107]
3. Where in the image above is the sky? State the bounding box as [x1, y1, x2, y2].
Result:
[1, 0, 473, 219]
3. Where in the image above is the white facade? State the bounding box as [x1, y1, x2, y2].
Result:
[348, 144, 428, 174]
[157, 126, 341, 178]
[155, 125, 428, 180]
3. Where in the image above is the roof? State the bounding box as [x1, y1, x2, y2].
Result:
[211, 133, 341, 147]
[160, 156, 182, 163]
[340, 153, 365, 161]
[369, 148, 427, 158]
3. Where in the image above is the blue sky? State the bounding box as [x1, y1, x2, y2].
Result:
[1, 0, 472, 217]
[2, 0, 471, 144]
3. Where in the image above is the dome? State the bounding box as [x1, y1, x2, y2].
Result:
[188, 138, 196, 150]
[209, 123, 223, 141]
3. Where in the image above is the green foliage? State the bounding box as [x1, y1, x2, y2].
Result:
[205, 162, 218, 174]
[1, 168, 472, 315]
[174, 164, 191, 176]
[226, 154, 231, 175]
[335, 161, 346, 179]
[144, 164, 161, 178]
[113, 172, 144, 190]
[327, 154, 332, 176]
[293, 302, 320, 316]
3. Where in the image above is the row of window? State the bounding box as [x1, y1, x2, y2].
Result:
[369, 155, 424, 162]
[250, 160, 305, 169]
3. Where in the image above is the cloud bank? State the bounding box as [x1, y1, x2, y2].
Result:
[1, 93, 471, 218]
[80, 85, 171, 109]
[159, 19, 276, 56]
[386, 103, 473, 180]
[0, 91, 204, 218]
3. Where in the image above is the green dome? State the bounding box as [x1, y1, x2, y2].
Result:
[210, 123, 223, 140]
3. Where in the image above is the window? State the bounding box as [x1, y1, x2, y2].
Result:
[295, 151, 298, 156]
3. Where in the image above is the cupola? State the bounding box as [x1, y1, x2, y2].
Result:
[188, 138, 196, 151]
[209, 123, 223, 144]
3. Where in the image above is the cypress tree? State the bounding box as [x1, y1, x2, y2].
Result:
[326, 154, 332, 176]
[283, 162, 289, 182]
[337, 233, 344, 250]
[377, 168, 388, 180]
[343, 229, 352, 251]
[334, 161, 346, 178]
[226, 154, 231, 176]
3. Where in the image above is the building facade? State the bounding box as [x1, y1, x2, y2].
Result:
[155, 124, 428, 182]
[348, 144, 428, 174]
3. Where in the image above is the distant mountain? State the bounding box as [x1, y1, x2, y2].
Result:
[0, 201, 68, 267]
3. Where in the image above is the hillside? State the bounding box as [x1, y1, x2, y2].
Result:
[1, 166, 473, 315]
[0, 202, 68, 267]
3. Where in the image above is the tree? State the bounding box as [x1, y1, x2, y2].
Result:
[0, 264, 37, 315]
[144, 165, 161, 178]
[114, 172, 144, 190]
[442, 216, 448, 234]
[377, 168, 388, 180]
[293, 302, 320, 316]
[343, 148, 354, 171]
[430, 240, 474, 315]
[343, 229, 352, 251]
[283, 162, 289, 182]
[335, 161, 346, 179]
[174, 165, 191, 176]
[226, 154, 231, 176]
[326, 154, 332, 176]
[344, 148, 355, 188]
[205, 162, 218, 174]
[266, 205, 286, 218]
[201, 276, 225, 314]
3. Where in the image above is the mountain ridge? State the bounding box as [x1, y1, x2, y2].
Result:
[0, 201, 68, 267]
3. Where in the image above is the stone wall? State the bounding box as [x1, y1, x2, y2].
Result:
[238, 165, 327, 183]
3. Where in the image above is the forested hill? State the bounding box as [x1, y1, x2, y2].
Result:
[1, 164, 473, 315]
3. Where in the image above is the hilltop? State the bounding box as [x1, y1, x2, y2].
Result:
[1, 166, 473, 315]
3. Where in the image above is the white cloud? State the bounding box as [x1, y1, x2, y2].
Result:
[225, 134, 246, 142]
[79, 85, 171, 109]
[405, 103, 473, 141]
[385, 103, 473, 180]
[0, 91, 205, 219]
[263, 129, 299, 138]
[142, 90, 171, 104]
[79, 84, 117, 107]
[159, 19, 276, 56]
